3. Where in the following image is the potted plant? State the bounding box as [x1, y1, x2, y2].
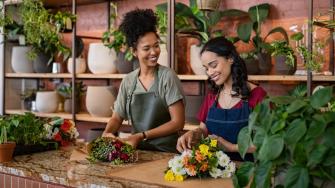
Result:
[51, 11, 76, 33]
[57, 81, 86, 113]
[270, 40, 297, 75]
[237, 3, 289, 74]
[240, 51, 259, 75]
[235, 86, 335, 188]
[0, 117, 16, 162]
[20, 0, 71, 73]
[67, 36, 86, 74]
[20, 89, 36, 111]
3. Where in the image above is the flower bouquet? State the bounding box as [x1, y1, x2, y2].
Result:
[44, 118, 79, 146]
[164, 137, 235, 181]
[87, 137, 137, 165]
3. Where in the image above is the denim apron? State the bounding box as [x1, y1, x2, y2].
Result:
[126, 69, 178, 153]
[205, 94, 254, 161]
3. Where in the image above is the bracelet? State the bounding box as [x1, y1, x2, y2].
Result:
[142, 131, 148, 141]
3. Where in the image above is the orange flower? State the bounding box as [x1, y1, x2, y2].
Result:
[200, 162, 208, 172]
[195, 150, 205, 163]
[186, 165, 196, 176]
[183, 156, 189, 166]
[60, 120, 71, 132]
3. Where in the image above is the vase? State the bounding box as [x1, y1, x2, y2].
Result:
[67, 57, 86, 74]
[274, 55, 296, 75]
[86, 86, 116, 117]
[257, 52, 272, 75]
[11, 46, 34, 73]
[36, 91, 59, 113]
[87, 43, 117, 74]
[158, 44, 169, 67]
[115, 52, 134, 73]
[244, 57, 260, 75]
[33, 53, 53, 73]
[190, 44, 206, 75]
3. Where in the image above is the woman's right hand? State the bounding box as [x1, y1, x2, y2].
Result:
[102, 132, 116, 138]
[176, 129, 202, 153]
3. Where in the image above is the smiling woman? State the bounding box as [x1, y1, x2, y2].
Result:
[177, 36, 267, 161]
[102, 9, 186, 153]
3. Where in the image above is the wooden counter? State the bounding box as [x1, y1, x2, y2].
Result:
[0, 147, 234, 188]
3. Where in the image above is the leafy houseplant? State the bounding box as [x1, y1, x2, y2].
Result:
[270, 40, 297, 75]
[237, 3, 288, 74]
[0, 116, 16, 162]
[235, 86, 335, 188]
[52, 11, 76, 33]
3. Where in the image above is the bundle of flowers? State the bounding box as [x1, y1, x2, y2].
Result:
[87, 137, 136, 165]
[164, 137, 235, 182]
[44, 118, 79, 146]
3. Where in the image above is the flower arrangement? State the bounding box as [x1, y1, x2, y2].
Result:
[44, 118, 79, 146]
[87, 137, 136, 165]
[164, 137, 235, 182]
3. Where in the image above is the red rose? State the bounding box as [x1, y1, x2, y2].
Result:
[120, 153, 129, 160]
[54, 133, 62, 142]
[60, 120, 71, 132]
[114, 141, 122, 150]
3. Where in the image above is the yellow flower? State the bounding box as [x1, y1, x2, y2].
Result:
[175, 174, 184, 182]
[210, 139, 217, 148]
[208, 152, 212, 158]
[164, 170, 175, 181]
[199, 144, 209, 156]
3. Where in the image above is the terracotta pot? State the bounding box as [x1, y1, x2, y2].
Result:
[11, 46, 34, 73]
[86, 86, 116, 117]
[274, 55, 296, 75]
[67, 57, 86, 74]
[158, 44, 169, 67]
[36, 91, 59, 113]
[190, 45, 206, 75]
[87, 43, 117, 74]
[0, 142, 16, 162]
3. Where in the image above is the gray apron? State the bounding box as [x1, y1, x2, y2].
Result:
[126, 68, 178, 153]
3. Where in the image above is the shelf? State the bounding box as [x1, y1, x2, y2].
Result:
[5, 73, 72, 79]
[4, 0, 21, 5]
[76, 113, 111, 123]
[5, 109, 72, 119]
[248, 75, 335, 81]
[76, 73, 126, 79]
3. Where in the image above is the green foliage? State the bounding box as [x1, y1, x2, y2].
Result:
[0, 5, 24, 41]
[0, 117, 11, 144]
[235, 86, 335, 188]
[57, 81, 86, 99]
[51, 11, 76, 33]
[20, 0, 70, 64]
[237, 3, 288, 54]
[270, 40, 296, 67]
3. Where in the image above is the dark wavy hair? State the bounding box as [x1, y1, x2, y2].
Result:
[119, 9, 158, 49]
[200, 37, 250, 99]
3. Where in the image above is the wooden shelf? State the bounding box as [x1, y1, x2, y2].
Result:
[5, 109, 72, 119]
[178, 75, 208, 81]
[76, 113, 111, 123]
[5, 73, 72, 79]
[248, 75, 335, 81]
[76, 73, 126, 79]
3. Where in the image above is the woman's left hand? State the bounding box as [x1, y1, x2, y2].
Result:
[121, 133, 143, 149]
[208, 134, 237, 152]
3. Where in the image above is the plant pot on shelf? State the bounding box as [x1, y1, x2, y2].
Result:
[11, 46, 34, 73]
[0, 142, 16, 162]
[196, 0, 221, 10]
[33, 53, 53, 73]
[115, 52, 135, 73]
[244, 57, 260, 75]
[190, 44, 206, 75]
[274, 55, 296, 75]
[158, 44, 169, 67]
[257, 52, 272, 74]
[64, 98, 80, 113]
[86, 86, 116, 117]
[87, 43, 117, 74]
[67, 57, 86, 74]
[36, 91, 59, 113]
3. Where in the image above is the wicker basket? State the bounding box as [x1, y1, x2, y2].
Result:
[196, 0, 221, 10]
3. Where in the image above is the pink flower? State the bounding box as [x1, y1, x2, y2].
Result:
[120, 153, 129, 160]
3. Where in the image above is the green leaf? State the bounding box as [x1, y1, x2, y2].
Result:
[220, 9, 248, 17]
[253, 127, 266, 149]
[290, 32, 304, 41]
[284, 166, 309, 188]
[254, 161, 272, 188]
[237, 22, 253, 43]
[235, 162, 254, 187]
[323, 149, 335, 166]
[307, 144, 328, 168]
[238, 127, 251, 159]
[271, 120, 286, 134]
[249, 3, 270, 23]
[305, 117, 326, 140]
[286, 100, 306, 114]
[322, 126, 335, 149]
[293, 143, 307, 165]
[264, 27, 289, 43]
[269, 96, 294, 105]
[258, 134, 284, 161]
[284, 119, 307, 145]
[310, 86, 333, 109]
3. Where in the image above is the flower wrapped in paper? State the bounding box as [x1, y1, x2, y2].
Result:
[164, 137, 235, 181]
[44, 118, 79, 146]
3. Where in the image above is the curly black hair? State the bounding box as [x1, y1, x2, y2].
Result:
[119, 9, 158, 49]
[200, 37, 250, 99]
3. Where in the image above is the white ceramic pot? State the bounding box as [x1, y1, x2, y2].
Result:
[86, 86, 116, 117]
[36, 91, 59, 113]
[87, 43, 117, 74]
[158, 44, 169, 67]
[190, 45, 206, 75]
[67, 57, 86, 74]
[11, 46, 34, 73]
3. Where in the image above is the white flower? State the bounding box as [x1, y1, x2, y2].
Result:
[216, 151, 230, 167]
[221, 170, 232, 178]
[209, 168, 223, 178]
[171, 166, 187, 176]
[226, 161, 236, 173]
[168, 155, 183, 168]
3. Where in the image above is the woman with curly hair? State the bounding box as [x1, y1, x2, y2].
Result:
[176, 37, 266, 161]
[102, 9, 185, 153]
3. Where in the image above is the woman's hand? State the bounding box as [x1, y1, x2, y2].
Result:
[102, 132, 116, 138]
[208, 134, 237, 152]
[121, 133, 143, 149]
[176, 129, 203, 153]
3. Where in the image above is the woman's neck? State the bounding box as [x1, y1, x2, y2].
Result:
[139, 65, 157, 78]
[222, 76, 233, 93]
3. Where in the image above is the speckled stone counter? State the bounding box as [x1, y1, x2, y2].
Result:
[0, 147, 234, 188]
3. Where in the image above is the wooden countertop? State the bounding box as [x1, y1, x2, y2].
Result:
[0, 147, 234, 188]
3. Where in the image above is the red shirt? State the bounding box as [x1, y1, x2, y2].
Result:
[197, 87, 267, 123]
